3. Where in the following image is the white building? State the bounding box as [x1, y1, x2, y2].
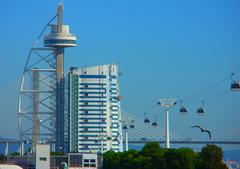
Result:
[68, 64, 123, 153]
[36, 144, 50, 169]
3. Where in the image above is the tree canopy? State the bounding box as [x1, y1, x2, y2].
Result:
[103, 143, 227, 169]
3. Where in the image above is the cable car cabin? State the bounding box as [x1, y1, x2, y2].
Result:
[144, 118, 150, 123]
[152, 122, 158, 126]
[197, 107, 205, 115]
[123, 126, 128, 130]
[130, 124, 135, 128]
[231, 82, 240, 91]
[180, 106, 187, 114]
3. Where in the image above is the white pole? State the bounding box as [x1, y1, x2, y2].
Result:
[19, 142, 24, 156]
[166, 108, 170, 148]
[101, 137, 103, 154]
[125, 130, 128, 151]
[5, 142, 9, 156]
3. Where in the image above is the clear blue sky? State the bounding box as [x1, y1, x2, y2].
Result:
[0, 0, 240, 143]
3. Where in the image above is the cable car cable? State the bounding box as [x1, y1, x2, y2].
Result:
[182, 76, 231, 102]
[33, 14, 58, 47]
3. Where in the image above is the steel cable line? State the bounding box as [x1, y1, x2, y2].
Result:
[33, 14, 58, 47]
[212, 126, 240, 140]
[181, 71, 240, 104]
[182, 76, 231, 102]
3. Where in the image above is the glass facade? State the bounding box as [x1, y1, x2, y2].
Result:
[44, 39, 76, 46]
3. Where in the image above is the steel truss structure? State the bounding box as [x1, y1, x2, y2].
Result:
[18, 47, 57, 151]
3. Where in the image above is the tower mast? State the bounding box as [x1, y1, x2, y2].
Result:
[44, 1, 77, 152]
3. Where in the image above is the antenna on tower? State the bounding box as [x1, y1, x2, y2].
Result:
[60, 0, 63, 5]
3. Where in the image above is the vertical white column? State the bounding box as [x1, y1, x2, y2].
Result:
[125, 130, 128, 151]
[101, 137, 104, 154]
[166, 108, 170, 148]
[4, 142, 8, 156]
[20, 142, 24, 156]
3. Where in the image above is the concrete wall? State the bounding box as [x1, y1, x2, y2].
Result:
[36, 144, 50, 169]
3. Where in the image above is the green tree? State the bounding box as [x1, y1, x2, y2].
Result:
[141, 142, 168, 169]
[151, 149, 167, 169]
[177, 148, 197, 169]
[10, 152, 20, 156]
[164, 149, 181, 169]
[140, 142, 161, 156]
[196, 144, 228, 169]
[120, 150, 139, 169]
[132, 155, 152, 169]
[103, 151, 121, 169]
[103, 143, 228, 169]
[0, 154, 6, 163]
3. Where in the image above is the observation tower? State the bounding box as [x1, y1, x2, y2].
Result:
[18, 0, 77, 154]
[44, 1, 77, 152]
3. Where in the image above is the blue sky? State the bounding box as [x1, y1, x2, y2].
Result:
[0, 0, 240, 144]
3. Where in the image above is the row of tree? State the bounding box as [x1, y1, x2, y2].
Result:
[103, 142, 228, 169]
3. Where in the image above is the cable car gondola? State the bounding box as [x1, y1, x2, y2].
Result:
[197, 107, 205, 114]
[231, 82, 240, 91]
[197, 101, 205, 115]
[180, 106, 188, 114]
[179, 100, 188, 114]
[231, 73, 240, 91]
[144, 118, 150, 123]
[152, 122, 158, 126]
[144, 112, 150, 123]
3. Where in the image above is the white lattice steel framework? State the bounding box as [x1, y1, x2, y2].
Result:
[18, 47, 57, 151]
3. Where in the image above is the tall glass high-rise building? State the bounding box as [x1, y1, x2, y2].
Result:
[68, 64, 123, 153]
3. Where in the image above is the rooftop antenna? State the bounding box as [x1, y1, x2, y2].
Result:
[58, 0, 63, 33]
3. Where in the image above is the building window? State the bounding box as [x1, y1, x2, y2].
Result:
[83, 159, 96, 167]
[90, 159, 96, 163]
[84, 159, 89, 163]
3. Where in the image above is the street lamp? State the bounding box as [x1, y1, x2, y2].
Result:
[158, 99, 177, 148]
